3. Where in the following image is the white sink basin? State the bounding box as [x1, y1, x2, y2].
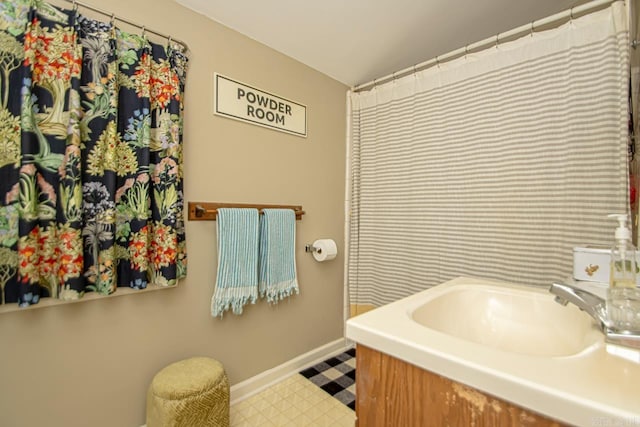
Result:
[346, 277, 640, 426]
[411, 284, 600, 357]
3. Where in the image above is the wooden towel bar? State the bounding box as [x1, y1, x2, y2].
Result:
[187, 202, 305, 221]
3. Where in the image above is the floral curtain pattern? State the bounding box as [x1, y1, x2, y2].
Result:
[0, 0, 188, 307]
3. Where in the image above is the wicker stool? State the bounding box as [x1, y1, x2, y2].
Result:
[146, 357, 230, 427]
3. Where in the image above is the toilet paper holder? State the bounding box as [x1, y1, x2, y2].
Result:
[305, 239, 338, 262]
[305, 244, 321, 254]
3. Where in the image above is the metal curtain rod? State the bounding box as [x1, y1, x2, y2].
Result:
[353, 0, 618, 92]
[62, 0, 189, 53]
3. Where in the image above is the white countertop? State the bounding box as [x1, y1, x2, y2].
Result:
[346, 276, 640, 426]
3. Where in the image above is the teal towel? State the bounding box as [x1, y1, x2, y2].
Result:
[211, 208, 259, 317]
[259, 209, 299, 303]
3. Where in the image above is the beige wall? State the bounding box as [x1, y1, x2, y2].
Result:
[0, 0, 348, 426]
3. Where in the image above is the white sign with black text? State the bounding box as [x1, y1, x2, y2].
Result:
[214, 73, 307, 137]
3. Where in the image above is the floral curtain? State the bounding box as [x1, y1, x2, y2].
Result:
[0, 0, 188, 307]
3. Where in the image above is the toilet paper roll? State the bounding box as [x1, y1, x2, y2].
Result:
[312, 239, 337, 262]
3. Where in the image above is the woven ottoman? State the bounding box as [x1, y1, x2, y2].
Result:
[146, 357, 230, 427]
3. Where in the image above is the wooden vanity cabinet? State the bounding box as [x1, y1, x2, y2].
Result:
[355, 345, 569, 427]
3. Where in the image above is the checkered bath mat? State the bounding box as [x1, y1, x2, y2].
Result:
[299, 348, 356, 410]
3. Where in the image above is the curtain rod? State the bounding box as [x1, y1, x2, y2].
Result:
[62, 0, 189, 53]
[352, 0, 618, 92]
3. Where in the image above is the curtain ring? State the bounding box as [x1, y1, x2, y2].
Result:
[110, 13, 115, 26]
[530, 22, 534, 37]
[464, 45, 468, 59]
[570, 7, 574, 24]
[141, 25, 146, 38]
[495, 33, 500, 49]
[435, 55, 440, 68]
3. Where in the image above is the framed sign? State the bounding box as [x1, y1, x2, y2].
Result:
[214, 73, 307, 137]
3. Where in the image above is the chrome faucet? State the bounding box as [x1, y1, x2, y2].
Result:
[549, 282, 640, 350]
[549, 282, 608, 332]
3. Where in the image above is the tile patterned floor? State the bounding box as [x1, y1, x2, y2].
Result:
[299, 348, 356, 410]
[230, 373, 356, 426]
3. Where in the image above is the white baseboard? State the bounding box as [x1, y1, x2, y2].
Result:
[230, 337, 350, 405]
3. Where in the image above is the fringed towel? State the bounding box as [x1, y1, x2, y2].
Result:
[211, 208, 259, 317]
[259, 209, 299, 303]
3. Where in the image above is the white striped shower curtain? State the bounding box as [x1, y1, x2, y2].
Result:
[347, 2, 630, 307]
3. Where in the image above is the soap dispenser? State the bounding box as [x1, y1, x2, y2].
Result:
[607, 214, 640, 332]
